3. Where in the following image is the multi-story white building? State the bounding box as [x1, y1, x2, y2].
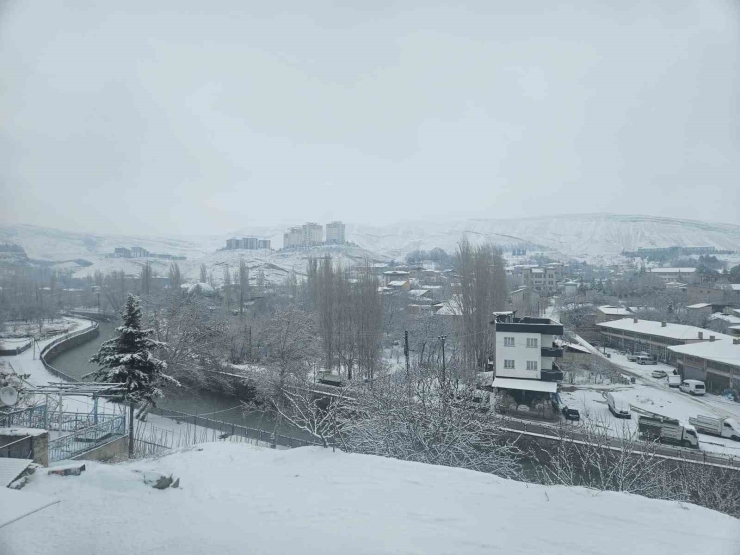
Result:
[325, 221, 346, 244]
[494, 315, 564, 383]
[283, 226, 303, 248]
[225, 237, 271, 250]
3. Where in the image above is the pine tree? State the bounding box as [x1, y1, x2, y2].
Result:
[90, 294, 177, 420]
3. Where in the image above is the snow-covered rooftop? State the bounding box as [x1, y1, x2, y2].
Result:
[669, 339, 740, 368]
[407, 289, 429, 298]
[597, 305, 632, 316]
[597, 318, 736, 342]
[710, 313, 740, 325]
[686, 303, 712, 309]
[648, 267, 697, 274]
[387, 280, 408, 287]
[492, 377, 557, 393]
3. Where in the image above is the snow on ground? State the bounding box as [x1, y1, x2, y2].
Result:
[559, 346, 740, 456]
[2, 442, 738, 555]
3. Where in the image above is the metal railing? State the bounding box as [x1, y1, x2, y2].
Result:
[48, 415, 126, 463]
[148, 406, 322, 449]
[48, 410, 119, 432]
[0, 405, 47, 429]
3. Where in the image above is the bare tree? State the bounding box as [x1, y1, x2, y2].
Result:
[339, 365, 521, 478]
[167, 262, 182, 292]
[199, 263, 208, 283]
[238, 259, 249, 316]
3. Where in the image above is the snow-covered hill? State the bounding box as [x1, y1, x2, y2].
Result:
[2, 442, 737, 555]
[348, 213, 740, 262]
[3, 213, 739, 276]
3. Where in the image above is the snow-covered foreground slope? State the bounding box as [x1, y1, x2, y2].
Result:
[349, 213, 740, 262]
[2, 443, 738, 555]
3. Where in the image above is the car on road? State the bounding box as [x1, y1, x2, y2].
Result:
[679, 379, 706, 396]
[606, 393, 631, 419]
[636, 355, 657, 365]
[651, 369, 667, 378]
[562, 406, 580, 421]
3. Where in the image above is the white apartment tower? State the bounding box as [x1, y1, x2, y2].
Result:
[302, 223, 323, 246]
[325, 221, 346, 244]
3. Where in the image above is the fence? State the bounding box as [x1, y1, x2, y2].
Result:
[0, 405, 47, 429]
[147, 407, 322, 450]
[48, 415, 126, 463]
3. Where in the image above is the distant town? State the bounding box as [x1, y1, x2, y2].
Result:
[221, 220, 346, 251]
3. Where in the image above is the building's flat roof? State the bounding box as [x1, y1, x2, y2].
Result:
[597, 318, 736, 342]
[388, 280, 408, 287]
[710, 313, 740, 325]
[686, 303, 712, 309]
[407, 289, 429, 297]
[668, 339, 740, 368]
[492, 377, 557, 393]
[598, 305, 632, 316]
[648, 267, 696, 273]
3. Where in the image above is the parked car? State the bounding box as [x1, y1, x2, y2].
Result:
[626, 353, 638, 362]
[679, 379, 706, 396]
[562, 406, 580, 421]
[606, 393, 631, 419]
[667, 375, 681, 388]
[636, 355, 657, 365]
[651, 369, 667, 379]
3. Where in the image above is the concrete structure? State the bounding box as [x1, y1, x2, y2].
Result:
[383, 270, 411, 286]
[113, 247, 131, 258]
[687, 284, 728, 304]
[130, 246, 150, 258]
[302, 223, 323, 246]
[563, 281, 578, 297]
[283, 223, 323, 248]
[225, 237, 271, 250]
[686, 303, 713, 318]
[597, 317, 732, 364]
[648, 267, 699, 284]
[521, 266, 559, 294]
[596, 305, 633, 323]
[325, 221, 346, 244]
[494, 315, 564, 383]
[669, 336, 740, 393]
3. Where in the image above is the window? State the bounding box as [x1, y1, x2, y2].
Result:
[526, 361, 538, 371]
[504, 337, 515, 347]
[526, 338, 538, 348]
[504, 359, 515, 369]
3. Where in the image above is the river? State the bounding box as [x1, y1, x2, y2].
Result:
[51, 320, 307, 437]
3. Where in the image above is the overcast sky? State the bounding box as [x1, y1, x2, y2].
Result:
[1, 1, 739, 235]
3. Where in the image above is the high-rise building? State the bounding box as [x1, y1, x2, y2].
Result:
[283, 226, 303, 248]
[224, 237, 270, 250]
[325, 221, 346, 244]
[302, 223, 323, 246]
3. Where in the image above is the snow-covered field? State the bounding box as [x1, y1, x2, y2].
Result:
[2, 442, 738, 555]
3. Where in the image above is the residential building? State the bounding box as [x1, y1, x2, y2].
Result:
[283, 227, 303, 248]
[224, 237, 271, 250]
[113, 247, 131, 258]
[668, 336, 740, 393]
[489, 315, 564, 417]
[648, 267, 699, 284]
[686, 284, 726, 304]
[597, 317, 729, 363]
[325, 221, 346, 244]
[508, 286, 538, 316]
[130, 246, 150, 258]
[686, 303, 713, 318]
[521, 266, 559, 293]
[302, 223, 323, 246]
[387, 280, 410, 291]
[562, 281, 578, 297]
[383, 270, 410, 286]
[596, 305, 633, 323]
[494, 315, 564, 383]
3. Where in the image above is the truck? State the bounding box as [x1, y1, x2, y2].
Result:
[632, 406, 699, 449]
[688, 416, 740, 441]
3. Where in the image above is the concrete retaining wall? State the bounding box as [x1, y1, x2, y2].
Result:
[72, 436, 128, 463]
[40, 322, 99, 382]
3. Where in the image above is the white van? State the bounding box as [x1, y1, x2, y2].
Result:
[679, 379, 706, 396]
[636, 355, 656, 365]
[606, 392, 631, 419]
[667, 375, 681, 388]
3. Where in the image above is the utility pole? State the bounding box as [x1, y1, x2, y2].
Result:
[128, 401, 135, 458]
[404, 330, 410, 378]
[438, 335, 447, 385]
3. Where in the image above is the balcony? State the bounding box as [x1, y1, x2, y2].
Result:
[541, 346, 564, 358]
[540, 363, 564, 382]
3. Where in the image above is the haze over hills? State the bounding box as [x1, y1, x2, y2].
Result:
[2, 213, 740, 282]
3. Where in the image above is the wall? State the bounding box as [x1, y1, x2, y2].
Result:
[0, 431, 49, 466]
[40, 322, 99, 381]
[496, 331, 543, 379]
[72, 436, 128, 463]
